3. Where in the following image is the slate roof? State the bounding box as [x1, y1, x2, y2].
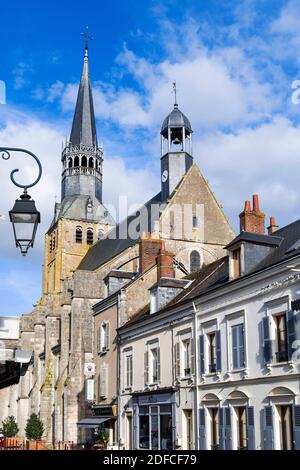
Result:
[120, 218, 300, 330]
[249, 219, 300, 273]
[69, 47, 97, 147]
[161, 104, 192, 135]
[225, 231, 283, 250]
[48, 195, 115, 230]
[78, 192, 162, 271]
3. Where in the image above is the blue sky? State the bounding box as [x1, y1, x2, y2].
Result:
[1, 0, 300, 315]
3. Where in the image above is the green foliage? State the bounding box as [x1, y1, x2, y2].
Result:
[0, 416, 19, 437]
[99, 429, 110, 444]
[25, 413, 44, 441]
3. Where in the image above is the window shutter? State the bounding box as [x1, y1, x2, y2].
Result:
[287, 309, 296, 361]
[263, 406, 273, 450]
[218, 407, 225, 450]
[293, 405, 300, 450]
[199, 335, 204, 374]
[232, 326, 238, 369]
[216, 330, 221, 372]
[99, 325, 103, 352]
[144, 351, 149, 386]
[190, 338, 195, 375]
[174, 342, 180, 379]
[262, 317, 272, 364]
[130, 356, 133, 387]
[97, 374, 101, 402]
[239, 325, 245, 367]
[105, 322, 110, 350]
[225, 407, 232, 450]
[247, 406, 255, 450]
[157, 347, 161, 383]
[198, 408, 206, 450]
[104, 365, 108, 397]
[133, 404, 139, 450]
[97, 327, 100, 353]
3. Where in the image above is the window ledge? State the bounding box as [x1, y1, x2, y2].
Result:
[230, 367, 247, 373]
[267, 360, 294, 368]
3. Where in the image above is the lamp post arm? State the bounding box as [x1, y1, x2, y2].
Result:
[0, 147, 42, 190]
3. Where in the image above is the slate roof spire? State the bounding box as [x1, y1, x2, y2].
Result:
[69, 39, 97, 147]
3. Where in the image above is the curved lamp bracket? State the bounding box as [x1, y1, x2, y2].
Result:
[0, 147, 42, 191]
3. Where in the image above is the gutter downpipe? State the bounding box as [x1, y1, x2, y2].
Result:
[192, 301, 199, 450]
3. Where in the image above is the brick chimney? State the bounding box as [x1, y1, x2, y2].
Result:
[156, 246, 175, 281]
[267, 216, 279, 235]
[239, 194, 265, 234]
[139, 232, 162, 273]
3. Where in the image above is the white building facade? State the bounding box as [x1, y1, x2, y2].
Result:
[118, 209, 300, 451]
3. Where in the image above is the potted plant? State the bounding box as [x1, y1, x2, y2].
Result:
[0, 416, 20, 448]
[25, 413, 44, 450]
[99, 429, 110, 449]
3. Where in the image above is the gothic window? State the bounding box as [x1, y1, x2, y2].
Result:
[95, 160, 98, 170]
[74, 156, 79, 167]
[87, 228, 94, 245]
[75, 226, 82, 243]
[81, 156, 87, 167]
[190, 250, 201, 273]
[88, 157, 94, 168]
[68, 157, 72, 168]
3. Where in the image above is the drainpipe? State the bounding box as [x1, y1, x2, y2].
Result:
[192, 301, 199, 450]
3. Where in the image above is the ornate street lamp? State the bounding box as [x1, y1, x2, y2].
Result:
[0, 147, 42, 256]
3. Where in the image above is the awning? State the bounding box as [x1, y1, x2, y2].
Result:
[77, 417, 111, 429]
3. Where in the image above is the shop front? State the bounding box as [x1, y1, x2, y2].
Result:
[132, 389, 176, 450]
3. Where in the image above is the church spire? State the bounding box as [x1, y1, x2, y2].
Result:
[69, 31, 97, 147]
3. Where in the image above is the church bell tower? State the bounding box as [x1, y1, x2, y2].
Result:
[160, 86, 193, 201]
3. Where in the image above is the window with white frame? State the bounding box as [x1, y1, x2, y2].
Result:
[264, 299, 294, 365]
[199, 322, 221, 375]
[144, 342, 160, 385]
[182, 338, 192, 376]
[124, 349, 133, 389]
[98, 364, 108, 400]
[98, 321, 110, 354]
[174, 331, 194, 379]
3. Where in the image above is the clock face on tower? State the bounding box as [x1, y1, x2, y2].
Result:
[161, 170, 168, 183]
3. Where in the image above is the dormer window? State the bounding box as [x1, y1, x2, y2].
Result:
[232, 248, 241, 279]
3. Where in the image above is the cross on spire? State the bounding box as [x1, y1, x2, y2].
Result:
[81, 26, 93, 52]
[173, 81, 178, 107]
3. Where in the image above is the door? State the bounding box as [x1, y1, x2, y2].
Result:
[279, 405, 294, 450]
[126, 414, 133, 450]
[184, 410, 193, 450]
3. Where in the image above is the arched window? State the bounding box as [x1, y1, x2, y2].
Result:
[75, 226, 82, 243]
[74, 156, 79, 167]
[190, 250, 201, 273]
[87, 228, 94, 245]
[68, 157, 72, 168]
[81, 156, 87, 167]
[89, 157, 94, 168]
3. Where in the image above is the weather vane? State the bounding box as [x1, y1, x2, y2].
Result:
[81, 26, 93, 50]
[173, 81, 178, 106]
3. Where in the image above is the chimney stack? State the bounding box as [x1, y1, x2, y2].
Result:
[156, 245, 175, 281]
[267, 216, 279, 235]
[239, 194, 265, 235]
[139, 232, 162, 273]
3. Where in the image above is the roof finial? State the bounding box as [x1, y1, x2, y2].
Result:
[173, 81, 178, 108]
[81, 26, 93, 57]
